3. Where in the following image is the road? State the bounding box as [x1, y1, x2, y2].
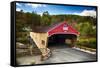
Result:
[17, 44, 96, 65]
[42, 44, 96, 64]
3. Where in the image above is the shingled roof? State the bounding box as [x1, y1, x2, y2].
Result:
[32, 21, 64, 33]
[32, 21, 79, 36]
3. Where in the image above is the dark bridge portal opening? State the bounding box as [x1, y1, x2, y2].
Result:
[48, 34, 77, 48]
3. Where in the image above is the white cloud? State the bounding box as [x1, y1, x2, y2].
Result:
[16, 3, 21, 6]
[16, 8, 21, 11]
[26, 3, 46, 8]
[80, 10, 96, 17]
[37, 13, 43, 16]
[74, 10, 96, 18]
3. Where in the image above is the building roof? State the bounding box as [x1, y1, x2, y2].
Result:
[32, 21, 79, 36]
[32, 21, 63, 33]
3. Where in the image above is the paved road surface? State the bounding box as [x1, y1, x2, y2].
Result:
[17, 44, 96, 65]
[43, 45, 96, 64]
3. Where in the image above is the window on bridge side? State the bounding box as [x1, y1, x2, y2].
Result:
[41, 40, 45, 45]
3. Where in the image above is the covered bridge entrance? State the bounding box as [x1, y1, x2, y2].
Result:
[30, 21, 79, 60]
[48, 34, 77, 46]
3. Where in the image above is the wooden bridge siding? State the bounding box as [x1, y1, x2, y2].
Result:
[30, 32, 48, 56]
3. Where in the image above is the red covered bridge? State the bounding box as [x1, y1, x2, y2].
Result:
[30, 21, 79, 60]
[48, 21, 79, 36]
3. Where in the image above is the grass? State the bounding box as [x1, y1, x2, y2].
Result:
[77, 37, 96, 49]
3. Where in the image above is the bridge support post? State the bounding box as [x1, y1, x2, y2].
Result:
[71, 38, 77, 47]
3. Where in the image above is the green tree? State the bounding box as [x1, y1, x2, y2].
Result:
[41, 11, 51, 26]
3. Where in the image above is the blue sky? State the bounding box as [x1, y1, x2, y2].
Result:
[16, 3, 96, 17]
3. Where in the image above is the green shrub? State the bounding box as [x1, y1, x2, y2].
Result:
[77, 38, 96, 49]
